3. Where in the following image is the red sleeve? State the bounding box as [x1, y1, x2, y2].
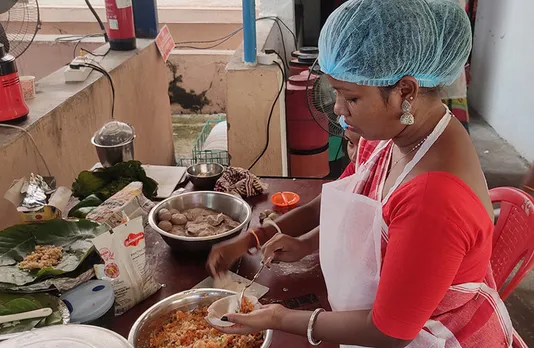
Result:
[372, 172, 493, 340]
[339, 162, 355, 179]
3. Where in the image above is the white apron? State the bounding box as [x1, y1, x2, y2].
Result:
[320, 112, 454, 348]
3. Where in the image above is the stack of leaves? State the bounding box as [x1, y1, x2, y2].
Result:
[0, 293, 68, 337]
[0, 219, 106, 287]
[72, 161, 158, 201]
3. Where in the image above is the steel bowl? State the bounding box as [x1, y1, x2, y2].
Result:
[186, 163, 225, 190]
[91, 136, 135, 168]
[148, 191, 252, 253]
[128, 288, 273, 348]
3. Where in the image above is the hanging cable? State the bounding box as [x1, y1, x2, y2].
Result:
[0, 124, 51, 176]
[71, 61, 116, 120]
[248, 60, 285, 171]
[84, 0, 109, 42]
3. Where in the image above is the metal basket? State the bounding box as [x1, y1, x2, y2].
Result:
[177, 117, 229, 167]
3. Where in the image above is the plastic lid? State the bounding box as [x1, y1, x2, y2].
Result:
[93, 121, 135, 146]
[0, 324, 133, 348]
[271, 192, 300, 207]
[60, 280, 115, 324]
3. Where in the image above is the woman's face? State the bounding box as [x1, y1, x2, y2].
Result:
[345, 129, 360, 161]
[327, 76, 406, 140]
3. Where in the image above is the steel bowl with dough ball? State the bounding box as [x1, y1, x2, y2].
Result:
[148, 191, 251, 254]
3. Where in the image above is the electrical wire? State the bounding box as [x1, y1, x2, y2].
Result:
[81, 47, 111, 57]
[84, 0, 109, 43]
[174, 16, 297, 53]
[0, 124, 51, 176]
[73, 62, 116, 120]
[248, 60, 285, 171]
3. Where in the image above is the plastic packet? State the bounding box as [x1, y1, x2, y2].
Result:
[92, 216, 161, 315]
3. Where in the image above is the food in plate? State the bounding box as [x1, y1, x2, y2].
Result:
[19, 246, 63, 270]
[240, 296, 255, 314]
[149, 306, 263, 348]
[157, 208, 239, 237]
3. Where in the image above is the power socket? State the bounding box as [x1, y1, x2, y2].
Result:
[257, 52, 277, 65]
[64, 56, 92, 83]
[64, 55, 104, 83]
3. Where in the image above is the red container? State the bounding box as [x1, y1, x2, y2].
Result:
[289, 58, 309, 77]
[105, 0, 136, 51]
[286, 73, 329, 151]
[289, 148, 330, 178]
[0, 44, 28, 122]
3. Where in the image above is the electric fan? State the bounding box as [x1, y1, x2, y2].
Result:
[305, 59, 346, 137]
[0, 0, 40, 122]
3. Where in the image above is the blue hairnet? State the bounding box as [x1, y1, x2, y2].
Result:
[318, 0, 472, 87]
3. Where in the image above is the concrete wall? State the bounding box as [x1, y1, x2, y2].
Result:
[0, 40, 174, 229]
[259, 0, 297, 59]
[469, 0, 534, 161]
[226, 21, 288, 176]
[18, 33, 236, 114]
[167, 50, 233, 114]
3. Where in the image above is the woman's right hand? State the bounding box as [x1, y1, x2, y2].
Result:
[261, 234, 311, 265]
[207, 234, 251, 277]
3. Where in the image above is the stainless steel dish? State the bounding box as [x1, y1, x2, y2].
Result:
[128, 288, 273, 348]
[91, 121, 136, 167]
[186, 163, 225, 190]
[91, 137, 135, 167]
[148, 191, 252, 253]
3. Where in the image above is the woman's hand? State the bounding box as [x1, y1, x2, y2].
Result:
[261, 234, 313, 264]
[213, 304, 287, 334]
[207, 234, 252, 276]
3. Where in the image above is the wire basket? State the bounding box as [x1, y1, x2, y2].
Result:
[177, 117, 229, 167]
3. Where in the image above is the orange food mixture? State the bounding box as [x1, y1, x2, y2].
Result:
[149, 307, 263, 348]
[240, 296, 255, 314]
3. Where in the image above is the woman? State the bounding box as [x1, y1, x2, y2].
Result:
[207, 0, 514, 347]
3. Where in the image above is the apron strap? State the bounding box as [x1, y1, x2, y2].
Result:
[382, 106, 452, 205]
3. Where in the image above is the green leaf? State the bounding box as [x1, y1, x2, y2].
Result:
[67, 195, 102, 218]
[0, 293, 66, 335]
[71, 161, 158, 200]
[0, 220, 106, 286]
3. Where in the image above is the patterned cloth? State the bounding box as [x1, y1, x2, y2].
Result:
[355, 138, 515, 347]
[444, 97, 470, 127]
[214, 167, 267, 198]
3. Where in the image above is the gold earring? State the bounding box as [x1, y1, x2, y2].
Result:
[400, 99, 415, 125]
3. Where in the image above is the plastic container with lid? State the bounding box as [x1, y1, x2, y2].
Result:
[91, 121, 136, 167]
[0, 324, 133, 348]
[60, 280, 115, 327]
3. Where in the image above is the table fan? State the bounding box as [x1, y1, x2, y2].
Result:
[305, 59, 346, 138]
[0, 0, 40, 122]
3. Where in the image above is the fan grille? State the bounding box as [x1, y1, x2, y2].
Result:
[305, 61, 344, 137]
[0, 0, 40, 58]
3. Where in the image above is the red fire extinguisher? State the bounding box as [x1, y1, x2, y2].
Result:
[105, 0, 136, 51]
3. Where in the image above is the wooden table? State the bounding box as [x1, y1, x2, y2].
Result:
[109, 178, 338, 348]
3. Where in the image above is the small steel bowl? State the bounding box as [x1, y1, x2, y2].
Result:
[186, 163, 225, 190]
[148, 191, 251, 253]
[128, 288, 273, 348]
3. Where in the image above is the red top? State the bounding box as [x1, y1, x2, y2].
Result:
[339, 150, 494, 340]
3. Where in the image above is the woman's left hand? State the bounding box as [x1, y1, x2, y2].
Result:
[212, 304, 286, 335]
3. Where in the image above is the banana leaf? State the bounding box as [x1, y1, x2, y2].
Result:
[67, 194, 102, 218]
[0, 293, 69, 338]
[0, 220, 107, 286]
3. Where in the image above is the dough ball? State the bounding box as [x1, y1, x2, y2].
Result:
[158, 209, 172, 222]
[171, 213, 188, 225]
[158, 220, 173, 232]
[169, 208, 180, 215]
